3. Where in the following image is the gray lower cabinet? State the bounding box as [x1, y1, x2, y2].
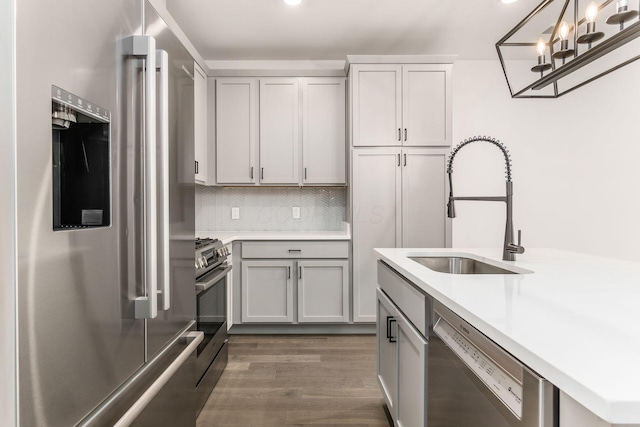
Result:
[377, 288, 428, 427]
[298, 260, 349, 323]
[239, 241, 350, 324]
[241, 260, 294, 322]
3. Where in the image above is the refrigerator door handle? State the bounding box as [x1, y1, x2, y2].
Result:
[156, 49, 170, 311]
[113, 331, 204, 427]
[126, 35, 159, 319]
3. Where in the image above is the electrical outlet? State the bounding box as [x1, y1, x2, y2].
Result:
[231, 207, 240, 220]
[292, 206, 301, 219]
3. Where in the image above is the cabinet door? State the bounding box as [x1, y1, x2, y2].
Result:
[352, 148, 402, 322]
[216, 78, 257, 184]
[241, 260, 293, 323]
[401, 148, 448, 248]
[402, 64, 451, 147]
[194, 63, 207, 183]
[259, 78, 300, 184]
[351, 64, 402, 147]
[376, 289, 398, 419]
[297, 260, 349, 323]
[302, 78, 346, 184]
[396, 311, 428, 427]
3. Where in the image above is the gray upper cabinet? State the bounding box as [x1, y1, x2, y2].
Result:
[259, 78, 300, 184]
[351, 64, 402, 147]
[214, 76, 346, 186]
[351, 63, 451, 147]
[216, 78, 257, 184]
[194, 62, 208, 183]
[301, 78, 346, 185]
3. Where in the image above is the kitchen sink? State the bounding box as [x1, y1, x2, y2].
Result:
[409, 256, 519, 275]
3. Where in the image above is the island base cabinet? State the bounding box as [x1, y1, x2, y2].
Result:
[396, 311, 427, 427]
[241, 260, 293, 323]
[559, 391, 637, 427]
[377, 289, 398, 415]
[376, 289, 427, 427]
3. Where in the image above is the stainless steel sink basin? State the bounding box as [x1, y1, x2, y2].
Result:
[409, 256, 518, 275]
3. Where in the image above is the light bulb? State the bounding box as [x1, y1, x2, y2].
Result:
[284, 0, 301, 5]
[586, 2, 599, 22]
[559, 21, 570, 40]
[536, 38, 546, 56]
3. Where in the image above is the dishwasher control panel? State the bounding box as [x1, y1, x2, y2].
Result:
[434, 318, 523, 418]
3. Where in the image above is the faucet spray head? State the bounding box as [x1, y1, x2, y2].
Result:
[447, 198, 456, 218]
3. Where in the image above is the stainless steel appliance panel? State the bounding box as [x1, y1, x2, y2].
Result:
[144, 2, 196, 361]
[427, 301, 557, 427]
[16, 1, 144, 426]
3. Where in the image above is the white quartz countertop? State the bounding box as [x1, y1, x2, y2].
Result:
[374, 247, 640, 424]
[197, 231, 351, 246]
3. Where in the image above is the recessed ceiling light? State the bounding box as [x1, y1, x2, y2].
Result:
[284, 0, 302, 5]
[499, 0, 518, 3]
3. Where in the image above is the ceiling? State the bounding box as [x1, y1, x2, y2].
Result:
[166, 0, 540, 61]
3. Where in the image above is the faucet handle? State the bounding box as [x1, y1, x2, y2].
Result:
[507, 230, 525, 255]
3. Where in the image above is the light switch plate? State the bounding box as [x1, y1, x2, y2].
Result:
[292, 206, 301, 219]
[231, 207, 240, 220]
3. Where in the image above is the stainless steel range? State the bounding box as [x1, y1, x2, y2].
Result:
[194, 238, 231, 415]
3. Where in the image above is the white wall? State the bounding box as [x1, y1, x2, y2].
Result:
[0, 0, 17, 425]
[451, 60, 640, 262]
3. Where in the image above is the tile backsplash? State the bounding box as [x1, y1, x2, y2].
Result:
[196, 186, 346, 232]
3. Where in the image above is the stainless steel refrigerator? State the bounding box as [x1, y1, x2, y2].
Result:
[16, 1, 198, 425]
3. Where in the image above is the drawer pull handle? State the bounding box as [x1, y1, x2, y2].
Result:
[389, 318, 397, 343]
[288, 249, 302, 253]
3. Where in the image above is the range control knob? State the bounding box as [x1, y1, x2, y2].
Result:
[215, 248, 225, 257]
[195, 256, 207, 269]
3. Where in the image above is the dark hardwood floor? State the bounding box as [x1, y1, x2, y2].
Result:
[197, 335, 392, 427]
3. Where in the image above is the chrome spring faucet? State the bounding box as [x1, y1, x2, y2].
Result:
[446, 136, 525, 261]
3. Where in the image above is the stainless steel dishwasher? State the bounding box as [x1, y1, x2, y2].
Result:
[428, 300, 558, 427]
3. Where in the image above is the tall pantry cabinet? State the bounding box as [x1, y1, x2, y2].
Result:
[350, 60, 452, 322]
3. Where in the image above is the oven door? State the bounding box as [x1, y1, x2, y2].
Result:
[427, 303, 557, 427]
[195, 265, 230, 379]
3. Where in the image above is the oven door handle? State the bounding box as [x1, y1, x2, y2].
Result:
[196, 265, 232, 293]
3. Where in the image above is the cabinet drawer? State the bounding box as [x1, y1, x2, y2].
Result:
[377, 260, 428, 336]
[242, 241, 349, 259]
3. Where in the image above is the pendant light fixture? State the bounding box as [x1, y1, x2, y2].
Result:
[496, 0, 640, 98]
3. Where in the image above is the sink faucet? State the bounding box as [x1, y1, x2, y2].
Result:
[446, 136, 525, 261]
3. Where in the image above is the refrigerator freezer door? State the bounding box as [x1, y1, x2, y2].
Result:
[143, 2, 197, 361]
[15, 1, 144, 426]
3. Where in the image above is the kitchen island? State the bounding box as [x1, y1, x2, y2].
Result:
[375, 247, 640, 426]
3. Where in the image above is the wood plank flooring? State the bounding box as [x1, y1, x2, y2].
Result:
[197, 335, 392, 427]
